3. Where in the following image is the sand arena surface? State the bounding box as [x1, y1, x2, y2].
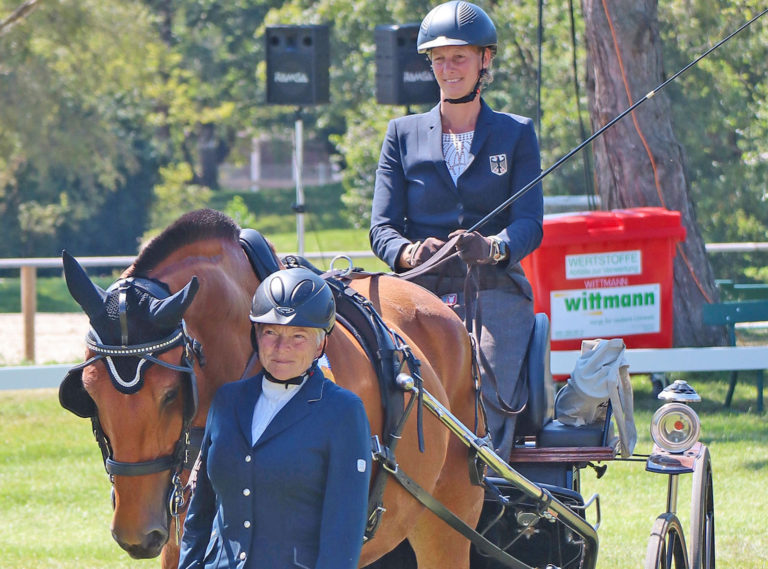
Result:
[0, 313, 90, 366]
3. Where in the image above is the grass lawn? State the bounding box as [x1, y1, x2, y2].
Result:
[1, 371, 766, 568]
[2, 225, 766, 566]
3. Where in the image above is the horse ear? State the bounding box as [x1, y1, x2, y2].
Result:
[148, 276, 199, 328]
[62, 250, 108, 319]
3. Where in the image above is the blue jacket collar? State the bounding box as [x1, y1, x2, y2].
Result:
[237, 368, 326, 447]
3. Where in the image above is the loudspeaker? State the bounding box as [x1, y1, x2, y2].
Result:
[266, 25, 330, 105]
[375, 23, 439, 106]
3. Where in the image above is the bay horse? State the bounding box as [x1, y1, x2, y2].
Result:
[59, 208, 484, 569]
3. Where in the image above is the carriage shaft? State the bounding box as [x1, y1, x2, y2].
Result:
[400, 377, 599, 569]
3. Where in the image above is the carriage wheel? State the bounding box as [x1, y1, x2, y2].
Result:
[689, 447, 716, 569]
[644, 513, 689, 569]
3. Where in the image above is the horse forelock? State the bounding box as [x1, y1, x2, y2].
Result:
[131, 209, 241, 276]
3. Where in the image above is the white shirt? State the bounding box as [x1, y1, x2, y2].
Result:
[251, 375, 306, 444]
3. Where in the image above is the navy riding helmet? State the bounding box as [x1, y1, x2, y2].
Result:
[417, 1, 497, 55]
[249, 268, 336, 335]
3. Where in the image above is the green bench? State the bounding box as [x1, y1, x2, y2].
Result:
[701, 299, 768, 412]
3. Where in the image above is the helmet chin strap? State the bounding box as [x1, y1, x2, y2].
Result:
[444, 68, 486, 105]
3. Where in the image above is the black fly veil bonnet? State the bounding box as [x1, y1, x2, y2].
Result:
[59, 250, 201, 420]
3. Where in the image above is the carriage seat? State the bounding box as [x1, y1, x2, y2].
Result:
[514, 313, 555, 438]
[513, 313, 613, 451]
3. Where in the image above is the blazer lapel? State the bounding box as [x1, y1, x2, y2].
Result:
[253, 370, 325, 448]
[236, 376, 263, 447]
[424, 104, 457, 191]
[468, 99, 493, 170]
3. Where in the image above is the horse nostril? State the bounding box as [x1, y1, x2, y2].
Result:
[143, 528, 169, 552]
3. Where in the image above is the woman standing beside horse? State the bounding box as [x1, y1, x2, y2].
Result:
[178, 268, 371, 569]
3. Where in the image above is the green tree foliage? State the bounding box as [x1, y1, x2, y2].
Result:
[0, 0, 162, 255]
[659, 2, 768, 282]
[259, 0, 597, 228]
[139, 0, 284, 188]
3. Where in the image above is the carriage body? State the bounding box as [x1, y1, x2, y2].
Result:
[462, 313, 715, 569]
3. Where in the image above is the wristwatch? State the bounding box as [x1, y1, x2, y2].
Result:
[489, 237, 508, 264]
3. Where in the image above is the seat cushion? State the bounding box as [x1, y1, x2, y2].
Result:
[537, 419, 614, 448]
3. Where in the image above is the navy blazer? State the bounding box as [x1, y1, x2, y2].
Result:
[178, 369, 371, 569]
[370, 99, 543, 275]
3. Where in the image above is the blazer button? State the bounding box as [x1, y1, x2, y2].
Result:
[243, 488, 251, 496]
[239, 552, 246, 561]
[245, 455, 252, 463]
[243, 520, 251, 528]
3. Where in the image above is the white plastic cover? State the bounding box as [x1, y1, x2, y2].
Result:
[555, 338, 637, 457]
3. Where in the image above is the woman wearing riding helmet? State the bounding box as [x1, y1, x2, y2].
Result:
[369, 0, 543, 461]
[179, 268, 371, 569]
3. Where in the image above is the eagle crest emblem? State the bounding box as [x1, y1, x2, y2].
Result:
[489, 154, 507, 176]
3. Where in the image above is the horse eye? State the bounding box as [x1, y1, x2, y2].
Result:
[162, 389, 179, 407]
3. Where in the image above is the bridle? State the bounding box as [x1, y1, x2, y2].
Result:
[64, 320, 205, 539]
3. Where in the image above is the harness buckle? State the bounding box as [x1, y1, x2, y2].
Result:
[371, 435, 398, 474]
[364, 505, 387, 541]
[169, 472, 186, 544]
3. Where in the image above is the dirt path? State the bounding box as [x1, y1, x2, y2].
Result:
[0, 313, 89, 366]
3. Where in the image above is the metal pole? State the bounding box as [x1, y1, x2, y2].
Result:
[294, 114, 305, 257]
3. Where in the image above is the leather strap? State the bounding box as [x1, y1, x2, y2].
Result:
[397, 234, 462, 283]
[388, 464, 533, 569]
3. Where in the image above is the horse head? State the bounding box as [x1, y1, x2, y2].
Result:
[60, 250, 202, 558]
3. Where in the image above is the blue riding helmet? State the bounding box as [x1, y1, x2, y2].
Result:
[417, 1, 497, 55]
[249, 268, 336, 335]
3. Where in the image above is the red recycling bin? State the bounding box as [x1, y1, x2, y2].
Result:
[521, 207, 686, 351]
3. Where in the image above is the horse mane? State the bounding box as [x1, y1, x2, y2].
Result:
[130, 209, 241, 276]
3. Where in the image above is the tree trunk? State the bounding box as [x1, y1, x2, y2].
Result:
[581, 0, 726, 347]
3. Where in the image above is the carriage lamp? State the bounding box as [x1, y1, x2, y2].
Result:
[650, 380, 701, 454]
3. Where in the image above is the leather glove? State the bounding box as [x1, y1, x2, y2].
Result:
[449, 230, 494, 265]
[403, 237, 446, 268]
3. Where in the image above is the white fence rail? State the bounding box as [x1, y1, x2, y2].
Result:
[5, 347, 768, 392]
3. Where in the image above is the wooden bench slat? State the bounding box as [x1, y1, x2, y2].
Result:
[508, 446, 617, 463]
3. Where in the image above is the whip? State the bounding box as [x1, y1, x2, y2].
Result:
[467, 7, 768, 234]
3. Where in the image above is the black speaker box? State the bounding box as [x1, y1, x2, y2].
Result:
[266, 25, 330, 106]
[375, 23, 439, 106]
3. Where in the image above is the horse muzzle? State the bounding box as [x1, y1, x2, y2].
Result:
[112, 525, 169, 559]
[110, 478, 172, 559]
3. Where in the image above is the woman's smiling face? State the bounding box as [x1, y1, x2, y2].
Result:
[256, 324, 323, 380]
[429, 44, 488, 100]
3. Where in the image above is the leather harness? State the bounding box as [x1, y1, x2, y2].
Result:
[241, 232, 513, 558]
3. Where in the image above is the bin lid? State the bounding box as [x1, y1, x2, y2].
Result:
[540, 207, 686, 246]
